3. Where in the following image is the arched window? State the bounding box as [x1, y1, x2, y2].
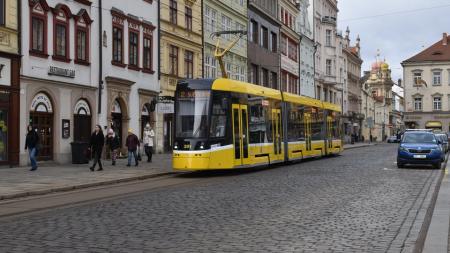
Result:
[52, 4, 72, 62]
[74, 9, 92, 65]
[29, 0, 50, 57]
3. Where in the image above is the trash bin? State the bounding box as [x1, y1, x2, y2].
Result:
[71, 142, 89, 164]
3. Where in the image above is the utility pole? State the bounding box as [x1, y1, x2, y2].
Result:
[211, 30, 247, 79]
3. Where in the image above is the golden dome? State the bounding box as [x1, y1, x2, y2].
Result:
[381, 62, 389, 70]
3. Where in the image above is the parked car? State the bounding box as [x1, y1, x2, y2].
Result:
[387, 136, 399, 143]
[397, 130, 444, 169]
[435, 133, 449, 153]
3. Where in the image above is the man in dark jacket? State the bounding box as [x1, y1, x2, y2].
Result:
[89, 125, 105, 171]
[126, 129, 140, 167]
[25, 125, 39, 171]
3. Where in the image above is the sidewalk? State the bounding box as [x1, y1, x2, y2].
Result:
[343, 142, 377, 150]
[423, 160, 450, 253]
[0, 154, 174, 200]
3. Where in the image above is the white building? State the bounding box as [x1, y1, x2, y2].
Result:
[313, 0, 341, 105]
[402, 33, 450, 132]
[20, 0, 159, 165]
[297, 0, 315, 98]
[99, 1, 159, 154]
[20, 0, 99, 165]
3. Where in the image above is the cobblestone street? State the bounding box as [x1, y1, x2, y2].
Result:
[0, 144, 442, 252]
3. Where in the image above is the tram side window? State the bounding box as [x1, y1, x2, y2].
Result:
[332, 112, 342, 139]
[210, 93, 228, 138]
[311, 107, 323, 141]
[288, 105, 305, 141]
[249, 99, 267, 143]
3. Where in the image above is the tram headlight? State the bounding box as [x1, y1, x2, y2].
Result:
[173, 142, 178, 150]
[199, 142, 205, 150]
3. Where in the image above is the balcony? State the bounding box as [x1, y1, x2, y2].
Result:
[321, 16, 337, 25]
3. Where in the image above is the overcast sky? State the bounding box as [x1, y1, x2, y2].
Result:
[337, 0, 450, 83]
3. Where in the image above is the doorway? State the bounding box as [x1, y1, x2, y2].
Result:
[29, 92, 54, 161]
[232, 104, 250, 167]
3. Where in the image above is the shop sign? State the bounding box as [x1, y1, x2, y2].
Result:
[157, 102, 174, 114]
[62, 119, 70, 139]
[30, 93, 53, 113]
[48, 66, 75, 78]
[74, 100, 91, 115]
[0, 57, 11, 87]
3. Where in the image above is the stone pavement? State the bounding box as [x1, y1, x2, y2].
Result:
[0, 154, 173, 200]
[344, 141, 378, 149]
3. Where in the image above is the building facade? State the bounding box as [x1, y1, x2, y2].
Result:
[0, 0, 20, 166]
[160, 0, 202, 152]
[247, 0, 280, 88]
[20, 0, 98, 165]
[279, 0, 300, 94]
[98, 0, 159, 155]
[297, 0, 315, 98]
[402, 33, 450, 132]
[203, 0, 247, 81]
[314, 0, 341, 105]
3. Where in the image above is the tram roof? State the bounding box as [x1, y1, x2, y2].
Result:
[212, 78, 282, 100]
[322, 101, 342, 112]
[282, 92, 323, 108]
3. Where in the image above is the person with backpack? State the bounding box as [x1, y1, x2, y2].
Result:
[25, 125, 39, 171]
[89, 125, 105, 171]
[106, 128, 120, 166]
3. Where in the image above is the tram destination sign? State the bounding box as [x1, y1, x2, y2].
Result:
[48, 66, 75, 78]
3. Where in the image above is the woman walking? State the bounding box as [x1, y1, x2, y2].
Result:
[25, 125, 39, 171]
[106, 128, 120, 165]
[89, 125, 105, 171]
[143, 123, 155, 162]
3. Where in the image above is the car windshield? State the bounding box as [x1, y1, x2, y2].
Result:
[402, 132, 437, 143]
[175, 90, 210, 138]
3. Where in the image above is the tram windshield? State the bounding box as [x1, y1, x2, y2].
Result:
[175, 90, 210, 138]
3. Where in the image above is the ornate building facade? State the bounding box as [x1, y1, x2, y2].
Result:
[297, 0, 315, 98]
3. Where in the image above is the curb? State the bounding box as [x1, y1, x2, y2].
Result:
[0, 171, 176, 201]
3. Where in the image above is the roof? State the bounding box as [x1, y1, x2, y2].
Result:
[212, 78, 282, 100]
[403, 34, 450, 63]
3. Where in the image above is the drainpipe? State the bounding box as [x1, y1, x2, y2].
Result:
[18, 0, 22, 56]
[98, 0, 103, 114]
[157, 0, 161, 81]
[201, 0, 204, 78]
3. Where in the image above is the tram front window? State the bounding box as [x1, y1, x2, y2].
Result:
[175, 90, 210, 138]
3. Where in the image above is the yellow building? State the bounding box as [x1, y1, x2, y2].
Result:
[0, 0, 20, 166]
[159, 0, 203, 152]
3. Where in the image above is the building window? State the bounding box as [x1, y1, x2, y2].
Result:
[185, 7, 192, 31]
[326, 59, 332, 76]
[317, 86, 321, 100]
[239, 66, 246, 81]
[129, 31, 139, 67]
[288, 39, 298, 62]
[169, 45, 178, 76]
[112, 26, 123, 63]
[433, 71, 442, 85]
[261, 68, 269, 87]
[235, 22, 245, 47]
[221, 15, 232, 39]
[413, 72, 422, 85]
[31, 17, 45, 53]
[281, 34, 287, 55]
[433, 97, 442, 110]
[226, 63, 232, 78]
[53, 8, 70, 61]
[326, 29, 332, 47]
[288, 74, 298, 94]
[250, 20, 258, 44]
[260, 26, 268, 49]
[205, 6, 216, 35]
[184, 50, 193, 78]
[414, 97, 423, 111]
[76, 29, 87, 61]
[143, 35, 153, 71]
[30, 1, 49, 56]
[281, 71, 287, 92]
[270, 72, 278, 89]
[250, 64, 258, 84]
[170, 0, 177, 24]
[205, 56, 217, 78]
[0, 0, 5, 26]
[271, 32, 277, 52]
[74, 12, 91, 64]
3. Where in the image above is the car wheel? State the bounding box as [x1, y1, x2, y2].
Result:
[434, 162, 442, 169]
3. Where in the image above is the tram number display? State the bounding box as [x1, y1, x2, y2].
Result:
[178, 90, 210, 98]
[261, 100, 269, 106]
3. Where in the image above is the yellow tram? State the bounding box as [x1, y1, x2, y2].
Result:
[172, 78, 343, 171]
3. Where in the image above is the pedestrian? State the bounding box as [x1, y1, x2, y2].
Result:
[370, 134, 373, 143]
[89, 125, 105, 171]
[24, 125, 39, 171]
[106, 128, 120, 166]
[143, 123, 155, 162]
[126, 129, 140, 167]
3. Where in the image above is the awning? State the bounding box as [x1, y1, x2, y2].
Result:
[425, 121, 442, 128]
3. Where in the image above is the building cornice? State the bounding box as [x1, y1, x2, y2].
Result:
[21, 75, 97, 90]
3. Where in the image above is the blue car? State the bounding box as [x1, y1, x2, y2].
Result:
[397, 130, 444, 169]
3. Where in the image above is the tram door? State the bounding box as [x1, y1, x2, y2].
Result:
[232, 104, 250, 166]
[304, 113, 312, 153]
[272, 109, 283, 160]
[326, 116, 333, 154]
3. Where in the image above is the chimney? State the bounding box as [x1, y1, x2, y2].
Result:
[443, 33, 448, 46]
